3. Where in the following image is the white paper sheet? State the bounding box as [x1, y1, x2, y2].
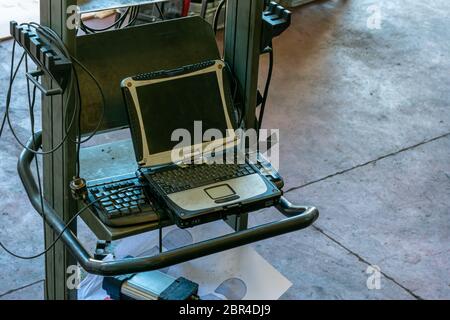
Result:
[79, 221, 292, 300]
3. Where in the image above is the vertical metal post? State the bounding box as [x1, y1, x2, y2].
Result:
[223, 0, 264, 231]
[200, 0, 209, 18]
[38, 0, 264, 299]
[224, 0, 263, 131]
[40, 0, 78, 300]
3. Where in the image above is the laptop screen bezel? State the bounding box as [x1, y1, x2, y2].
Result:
[122, 60, 237, 168]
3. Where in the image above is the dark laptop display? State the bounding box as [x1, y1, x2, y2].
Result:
[121, 60, 282, 228]
[136, 72, 228, 155]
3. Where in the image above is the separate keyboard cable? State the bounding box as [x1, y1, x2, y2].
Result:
[0, 185, 145, 260]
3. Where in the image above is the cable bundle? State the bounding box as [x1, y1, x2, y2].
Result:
[0, 22, 106, 260]
[79, 6, 141, 34]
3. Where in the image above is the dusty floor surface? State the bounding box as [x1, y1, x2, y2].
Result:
[0, 0, 449, 299]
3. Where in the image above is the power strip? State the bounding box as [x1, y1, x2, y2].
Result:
[261, 1, 292, 51]
[10, 21, 72, 93]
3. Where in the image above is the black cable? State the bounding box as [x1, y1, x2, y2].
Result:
[69, 55, 106, 145]
[115, 7, 131, 29]
[27, 23, 91, 175]
[213, 0, 226, 35]
[0, 185, 143, 260]
[129, 6, 140, 25]
[159, 221, 163, 254]
[257, 47, 274, 138]
[223, 61, 244, 128]
[9, 24, 105, 160]
[0, 41, 25, 139]
[34, 22, 106, 143]
[28, 22, 69, 56]
[4, 73, 78, 155]
[80, 7, 133, 34]
[0, 23, 108, 262]
[80, 6, 140, 34]
[27, 23, 105, 147]
[0, 38, 47, 295]
[117, 6, 140, 28]
[155, 3, 165, 20]
[3, 42, 79, 156]
[24, 68, 51, 296]
[74, 67, 82, 178]
[20, 23, 105, 179]
[24, 57, 45, 226]
[26, 56, 48, 259]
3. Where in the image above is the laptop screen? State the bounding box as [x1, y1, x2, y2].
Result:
[136, 72, 229, 155]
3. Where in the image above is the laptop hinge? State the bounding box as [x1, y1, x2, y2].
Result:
[179, 149, 203, 165]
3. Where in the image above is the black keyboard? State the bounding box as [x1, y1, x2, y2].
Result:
[147, 163, 257, 195]
[86, 174, 159, 227]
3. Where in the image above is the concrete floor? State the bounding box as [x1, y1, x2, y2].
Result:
[1, 0, 449, 299]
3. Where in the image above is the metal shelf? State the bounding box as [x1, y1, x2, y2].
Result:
[78, 139, 172, 240]
[18, 132, 319, 276]
[79, 205, 173, 241]
[78, 0, 168, 14]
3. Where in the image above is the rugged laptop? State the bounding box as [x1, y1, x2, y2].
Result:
[121, 60, 282, 228]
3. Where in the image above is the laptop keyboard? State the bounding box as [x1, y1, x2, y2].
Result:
[148, 163, 257, 195]
[87, 175, 159, 227]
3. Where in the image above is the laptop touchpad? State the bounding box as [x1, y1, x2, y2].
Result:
[205, 185, 240, 203]
[205, 185, 235, 199]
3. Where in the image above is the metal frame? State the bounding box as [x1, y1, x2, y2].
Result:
[19, 132, 318, 276]
[36, 0, 316, 300]
[40, 0, 78, 300]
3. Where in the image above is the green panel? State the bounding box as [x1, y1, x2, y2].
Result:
[76, 17, 221, 134]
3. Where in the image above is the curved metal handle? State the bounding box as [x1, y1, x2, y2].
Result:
[276, 196, 315, 217]
[26, 70, 63, 96]
[17, 132, 319, 276]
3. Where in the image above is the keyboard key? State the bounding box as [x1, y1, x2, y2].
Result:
[108, 210, 120, 218]
[119, 208, 130, 215]
[139, 203, 153, 211]
[87, 176, 156, 227]
[130, 206, 140, 214]
[148, 163, 256, 194]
